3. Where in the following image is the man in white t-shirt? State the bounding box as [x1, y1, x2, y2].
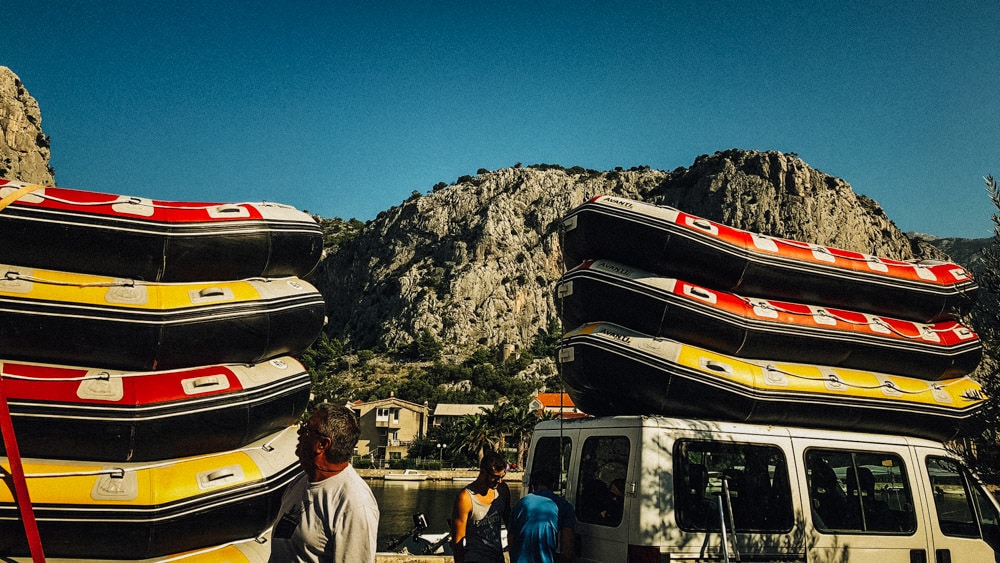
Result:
[269, 403, 380, 563]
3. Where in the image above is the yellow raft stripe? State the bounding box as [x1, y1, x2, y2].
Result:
[571, 323, 983, 408]
[673, 339, 981, 407]
[0, 266, 263, 309]
[0, 450, 266, 505]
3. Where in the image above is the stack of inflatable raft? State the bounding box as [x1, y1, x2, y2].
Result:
[556, 195, 986, 442]
[0, 179, 325, 560]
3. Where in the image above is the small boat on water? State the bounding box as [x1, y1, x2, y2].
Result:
[561, 195, 978, 322]
[0, 265, 326, 371]
[385, 469, 429, 481]
[0, 428, 299, 560]
[558, 323, 985, 441]
[0, 179, 323, 282]
[557, 259, 981, 380]
[0, 356, 311, 462]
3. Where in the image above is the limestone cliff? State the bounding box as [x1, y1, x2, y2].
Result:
[0, 67, 55, 185]
[0, 70, 952, 361]
[310, 152, 943, 356]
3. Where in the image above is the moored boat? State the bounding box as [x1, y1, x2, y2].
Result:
[557, 259, 981, 380]
[0, 265, 326, 371]
[0, 179, 323, 282]
[0, 356, 311, 462]
[0, 428, 299, 560]
[384, 469, 429, 481]
[558, 323, 985, 441]
[562, 195, 978, 322]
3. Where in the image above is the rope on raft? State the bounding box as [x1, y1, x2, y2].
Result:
[738, 297, 974, 339]
[1, 270, 268, 287]
[738, 357, 969, 397]
[0, 425, 294, 480]
[0, 183, 291, 211]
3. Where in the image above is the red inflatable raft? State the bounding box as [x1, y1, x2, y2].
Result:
[557, 259, 981, 381]
[562, 195, 978, 322]
[0, 356, 311, 462]
[0, 179, 323, 282]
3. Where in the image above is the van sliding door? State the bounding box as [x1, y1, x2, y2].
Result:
[797, 439, 929, 563]
[674, 439, 799, 559]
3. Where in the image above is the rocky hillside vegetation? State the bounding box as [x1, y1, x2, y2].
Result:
[309, 151, 946, 360]
[5, 65, 992, 410]
[0, 66, 55, 185]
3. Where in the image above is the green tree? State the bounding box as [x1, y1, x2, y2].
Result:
[454, 413, 502, 463]
[482, 400, 515, 452]
[411, 328, 443, 362]
[507, 403, 555, 469]
[963, 175, 1000, 483]
[297, 333, 356, 404]
[433, 419, 473, 466]
[406, 435, 438, 463]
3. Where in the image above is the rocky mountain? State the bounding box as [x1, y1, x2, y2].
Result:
[1, 66, 978, 365]
[309, 151, 949, 357]
[0, 67, 55, 185]
[917, 234, 991, 276]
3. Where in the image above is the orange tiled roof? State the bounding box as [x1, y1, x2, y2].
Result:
[535, 393, 576, 408]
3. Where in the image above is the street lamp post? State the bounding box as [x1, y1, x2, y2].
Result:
[437, 443, 446, 464]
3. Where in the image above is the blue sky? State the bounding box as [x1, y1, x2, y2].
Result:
[4, 1, 998, 238]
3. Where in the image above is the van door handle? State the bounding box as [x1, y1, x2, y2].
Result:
[935, 549, 951, 563]
[909, 549, 927, 563]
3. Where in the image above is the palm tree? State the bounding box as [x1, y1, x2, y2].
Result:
[507, 404, 541, 469]
[454, 413, 500, 464]
[481, 400, 516, 453]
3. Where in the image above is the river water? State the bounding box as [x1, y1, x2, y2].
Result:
[367, 478, 523, 552]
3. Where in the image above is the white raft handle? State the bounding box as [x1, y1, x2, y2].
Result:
[207, 469, 236, 482]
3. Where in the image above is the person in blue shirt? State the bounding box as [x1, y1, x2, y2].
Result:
[509, 469, 577, 563]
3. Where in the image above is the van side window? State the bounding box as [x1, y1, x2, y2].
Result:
[530, 436, 573, 496]
[575, 435, 629, 527]
[675, 440, 793, 532]
[806, 449, 916, 534]
[926, 455, 1000, 549]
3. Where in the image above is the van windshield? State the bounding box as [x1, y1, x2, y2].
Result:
[675, 440, 793, 533]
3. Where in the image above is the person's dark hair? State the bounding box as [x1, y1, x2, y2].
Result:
[479, 451, 508, 473]
[313, 402, 360, 463]
[530, 469, 555, 489]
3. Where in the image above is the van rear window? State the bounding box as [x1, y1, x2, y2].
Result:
[805, 449, 916, 534]
[530, 436, 573, 496]
[675, 440, 793, 532]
